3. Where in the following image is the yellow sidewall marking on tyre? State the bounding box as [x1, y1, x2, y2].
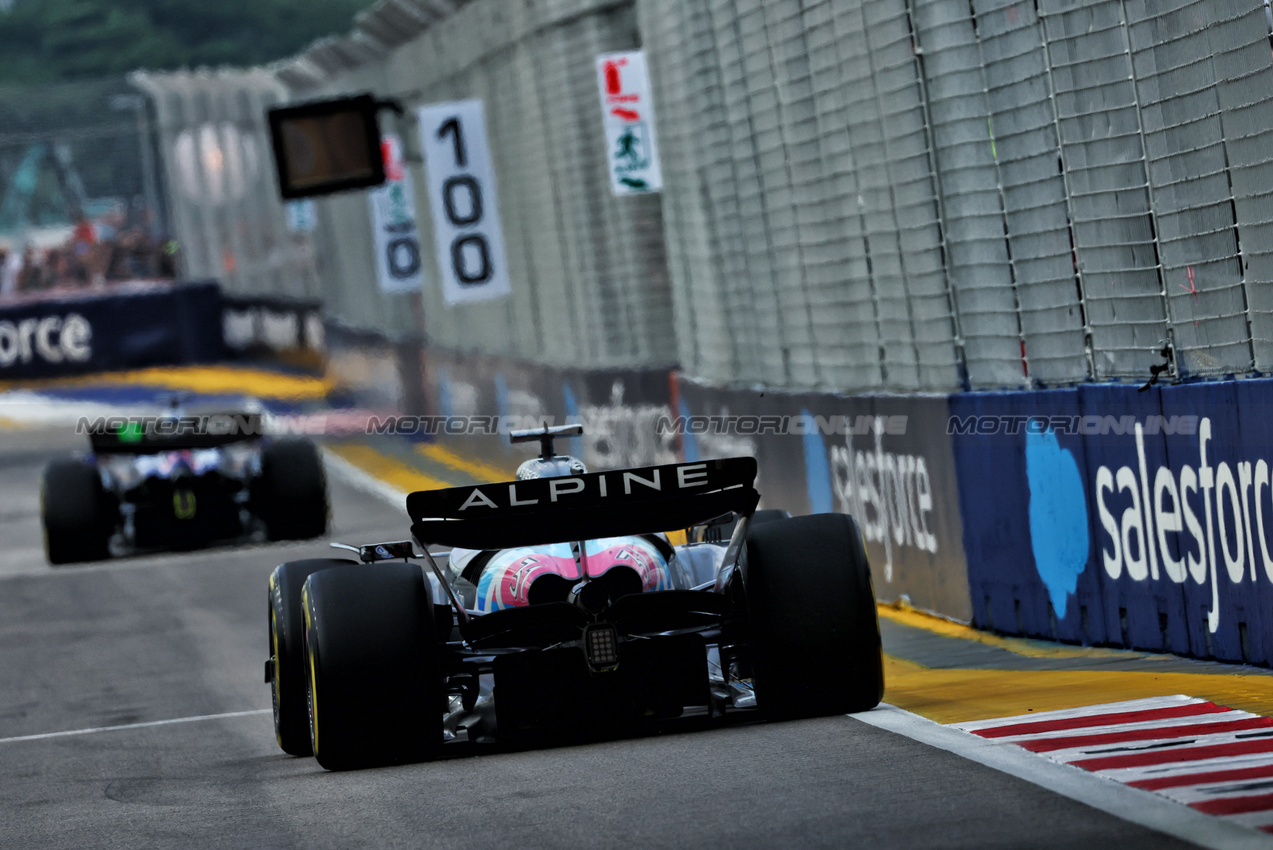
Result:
[302, 585, 318, 754]
[270, 606, 283, 748]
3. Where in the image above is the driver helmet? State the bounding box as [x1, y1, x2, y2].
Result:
[516, 455, 587, 480]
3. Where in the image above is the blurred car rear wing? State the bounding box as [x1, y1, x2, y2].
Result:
[87, 413, 264, 454]
[407, 457, 759, 549]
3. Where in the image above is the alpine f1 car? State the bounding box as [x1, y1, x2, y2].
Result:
[41, 407, 329, 564]
[266, 425, 883, 770]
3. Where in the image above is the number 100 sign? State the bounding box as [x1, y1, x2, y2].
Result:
[418, 100, 511, 305]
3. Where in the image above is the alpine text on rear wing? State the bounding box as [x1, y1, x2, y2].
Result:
[406, 457, 759, 549]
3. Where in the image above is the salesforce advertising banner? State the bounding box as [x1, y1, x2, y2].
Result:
[672, 379, 971, 620]
[950, 380, 1273, 665]
[0, 282, 226, 379]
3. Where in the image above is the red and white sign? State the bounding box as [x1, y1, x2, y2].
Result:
[368, 134, 424, 295]
[596, 50, 662, 197]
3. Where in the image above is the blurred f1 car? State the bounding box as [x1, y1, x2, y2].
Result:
[41, 407, 328, 564]
[266, 424, 882, 770]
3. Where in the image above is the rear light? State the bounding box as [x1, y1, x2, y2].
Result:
[582, 623, 620, 673]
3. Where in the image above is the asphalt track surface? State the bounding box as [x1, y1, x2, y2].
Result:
[0, 429, 1206, 849]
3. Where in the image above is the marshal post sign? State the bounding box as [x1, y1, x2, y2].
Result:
[596, 50, 663, 196]
[369, 134, 425, 295]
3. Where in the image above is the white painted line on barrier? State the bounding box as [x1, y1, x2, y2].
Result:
[320, 447, 411, 514]
[855, 703, 1273, 850]
[0, 709, 271, 745]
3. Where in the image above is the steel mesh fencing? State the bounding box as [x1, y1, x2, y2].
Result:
[913, 0, 1027, 389]
[859, 0, 960, 392]
[1038, 0, 1172, 381]
[1125, 0, 1273, 377]
[1209, 1, 1273, 372]
[970, 0, 1090, 385]
[129, 0, 1273, 389]
[283, 0, 678, 365]
[638, 0, 736, 384]
[642, 0, 961, 393]
[131, 70, 319, 302]
[646, 0, 1273, 390]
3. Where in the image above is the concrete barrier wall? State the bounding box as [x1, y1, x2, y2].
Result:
[672, 377, 971, 621]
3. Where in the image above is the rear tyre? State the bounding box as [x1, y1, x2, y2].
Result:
[41, 459, 112, 565]
[697, 508, 790, 544]
[740, 513, 883, 719]
[268, 558, 355, 756]
[256, 439, 328, 541]
[750, 509, 792, 527]
[303, 563, 443, 770]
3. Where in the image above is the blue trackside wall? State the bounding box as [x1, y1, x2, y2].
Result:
[951, 380, 1273, 666]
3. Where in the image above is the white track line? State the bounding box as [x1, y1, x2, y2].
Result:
[320, 447, 411, 513]
[0, 709, 270, 744]
[856, 704, 1273, 849]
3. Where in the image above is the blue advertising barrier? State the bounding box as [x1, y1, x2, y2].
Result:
[0, 281, 226, 379]
[674, 380, 972, 621]
[951, 380, 1273, 665]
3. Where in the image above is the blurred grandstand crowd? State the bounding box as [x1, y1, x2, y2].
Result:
[0, 208, 177, 297]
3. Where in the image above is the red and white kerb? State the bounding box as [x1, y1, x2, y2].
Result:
[951, 695, 1273, 834]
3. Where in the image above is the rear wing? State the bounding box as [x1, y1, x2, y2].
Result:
[87, 413, 264, 454]
[407, 457, 759, 549]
